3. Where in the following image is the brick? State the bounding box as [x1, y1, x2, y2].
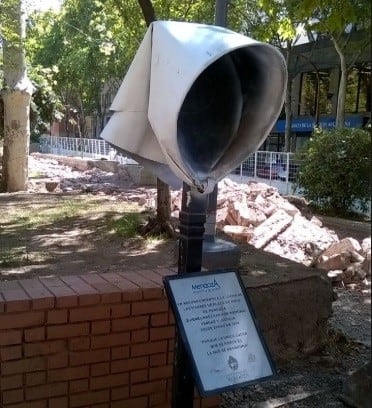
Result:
[47, 323, 89, 339]
[24, 327, 45, 342]
[154, 268, 176, 278]
[48, 352, 68, 369]
[0, 280, 30, 312]
[91, 320, 111, 334]
[48, 397, 68, 408]
[70, 349, 110, 366]
[149, 353, 167, 367]
[111, 386, 129, 401]
[149, 391, 167, 406]
[130, 368, 148, 384]
[24, 340, 65, 357]
[90, 332, 130, 349]
[112, 316, 149, 332]
[131, 329, 149, 343]
[100, 272, 142, 301]
[2, 388, 24, 404]
[131, 341, 167, 357]
[60, 275, 100, 305]
[118, 271, 163, 299]
[69, 390, 110, 407]
[149, 365, 173, 380]
[90, 372, 129, 390]
[111, 346, 130, 360]
[130, 380, 166, 397]
[136, 269, 167, 287]
[0, 374, 23, 390]
[80, 274, 122, 304]
[69, 336, 90, 350]
[25, 371, 46, 386]
[39, 276, 78, 308]
[3, 401, 46, 408]
[0, 330, 22, 346]
[69, 378, 89, 393]
[86, 404, 110, 408]
[91, 362, 110, 377]
[47, 309, 68, 324]
[1, 356, 46, 375]
[131, 299, 169, 316]
[0, 345, 22, 361]
[150, 326, 175, 341]
[111, 304, 130, 318]
[151, 313, 169, 327]
[48, 365, 89, 382]
[69, 305, 110, 322]
[19, 278, 54, 310]
[0, 311, 44, 330]
[200, 395, 221, 408]
[25, 382, 68, 400]
[111, 356, 148, 374]
[111, 396, 148, 408]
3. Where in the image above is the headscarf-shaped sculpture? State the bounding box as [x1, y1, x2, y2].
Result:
[101, 21, 287, 193]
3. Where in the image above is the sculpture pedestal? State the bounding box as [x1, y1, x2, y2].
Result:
[202, 237, 241, 270]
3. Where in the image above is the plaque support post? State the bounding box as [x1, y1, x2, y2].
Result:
[172, 182, 207, 408]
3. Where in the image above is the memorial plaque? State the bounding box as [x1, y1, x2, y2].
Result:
[164, 270, 276, 396]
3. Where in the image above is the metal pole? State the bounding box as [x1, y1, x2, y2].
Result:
[172, 182, 207, 408]
[215, 0, 229, 26]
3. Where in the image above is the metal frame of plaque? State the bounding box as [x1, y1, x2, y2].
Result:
[164, 270, 276, 396]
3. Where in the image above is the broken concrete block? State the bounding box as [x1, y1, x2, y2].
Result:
[223, 225, 253, 242]
[321, 237, 362, 258]
[249, 209, 293, 249]
[317, 252, 352, 271]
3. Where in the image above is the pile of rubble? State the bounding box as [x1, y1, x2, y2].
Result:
[27, 154, 370, 286]
[172, 178, 371, 286]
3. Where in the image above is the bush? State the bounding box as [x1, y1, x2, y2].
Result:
[297, 128, 371, 215]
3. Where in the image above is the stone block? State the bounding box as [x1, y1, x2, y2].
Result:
[240, 245, 333, 361]
[322, 237, 362, 258]
[249, 209, 293, 249]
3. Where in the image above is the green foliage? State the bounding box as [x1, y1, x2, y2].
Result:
[29, 65, 64, 139]
[297, 128, 371, 215]
[110, 213, 142, 238]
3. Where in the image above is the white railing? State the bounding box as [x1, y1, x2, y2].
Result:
[39, 135, 115, 159]
[39, 135, 302, 194]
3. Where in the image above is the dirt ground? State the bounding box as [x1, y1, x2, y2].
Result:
[0, 156, 371, 407]
[0, 188, 370, 281]
[0, 191, 178, 281]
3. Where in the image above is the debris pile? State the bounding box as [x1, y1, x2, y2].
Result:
[28, 154, 370, 285]
[171, 178, 371, 285]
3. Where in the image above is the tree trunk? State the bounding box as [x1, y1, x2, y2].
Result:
[156, 177, 171, 223]
[137, 0, 172, 232]
[138, 0, 157, 26]
[1, 0, 33, 192]
[332, 36, 347, 129]
[284, 43, 293, 152]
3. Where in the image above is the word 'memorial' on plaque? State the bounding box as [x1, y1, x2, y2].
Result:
[164, 270, 275, 396]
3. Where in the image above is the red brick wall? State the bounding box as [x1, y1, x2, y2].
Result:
[0, 269, 220, 408]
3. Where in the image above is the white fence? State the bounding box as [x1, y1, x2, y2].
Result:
[39, 135, 301, 194]
[40, 135, 114, 159]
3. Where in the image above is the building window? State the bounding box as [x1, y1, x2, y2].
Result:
[299, 70, 332, 116]
[346, 64, 371, 113]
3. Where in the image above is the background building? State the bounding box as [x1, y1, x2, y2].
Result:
[262, 30, 371, 152]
